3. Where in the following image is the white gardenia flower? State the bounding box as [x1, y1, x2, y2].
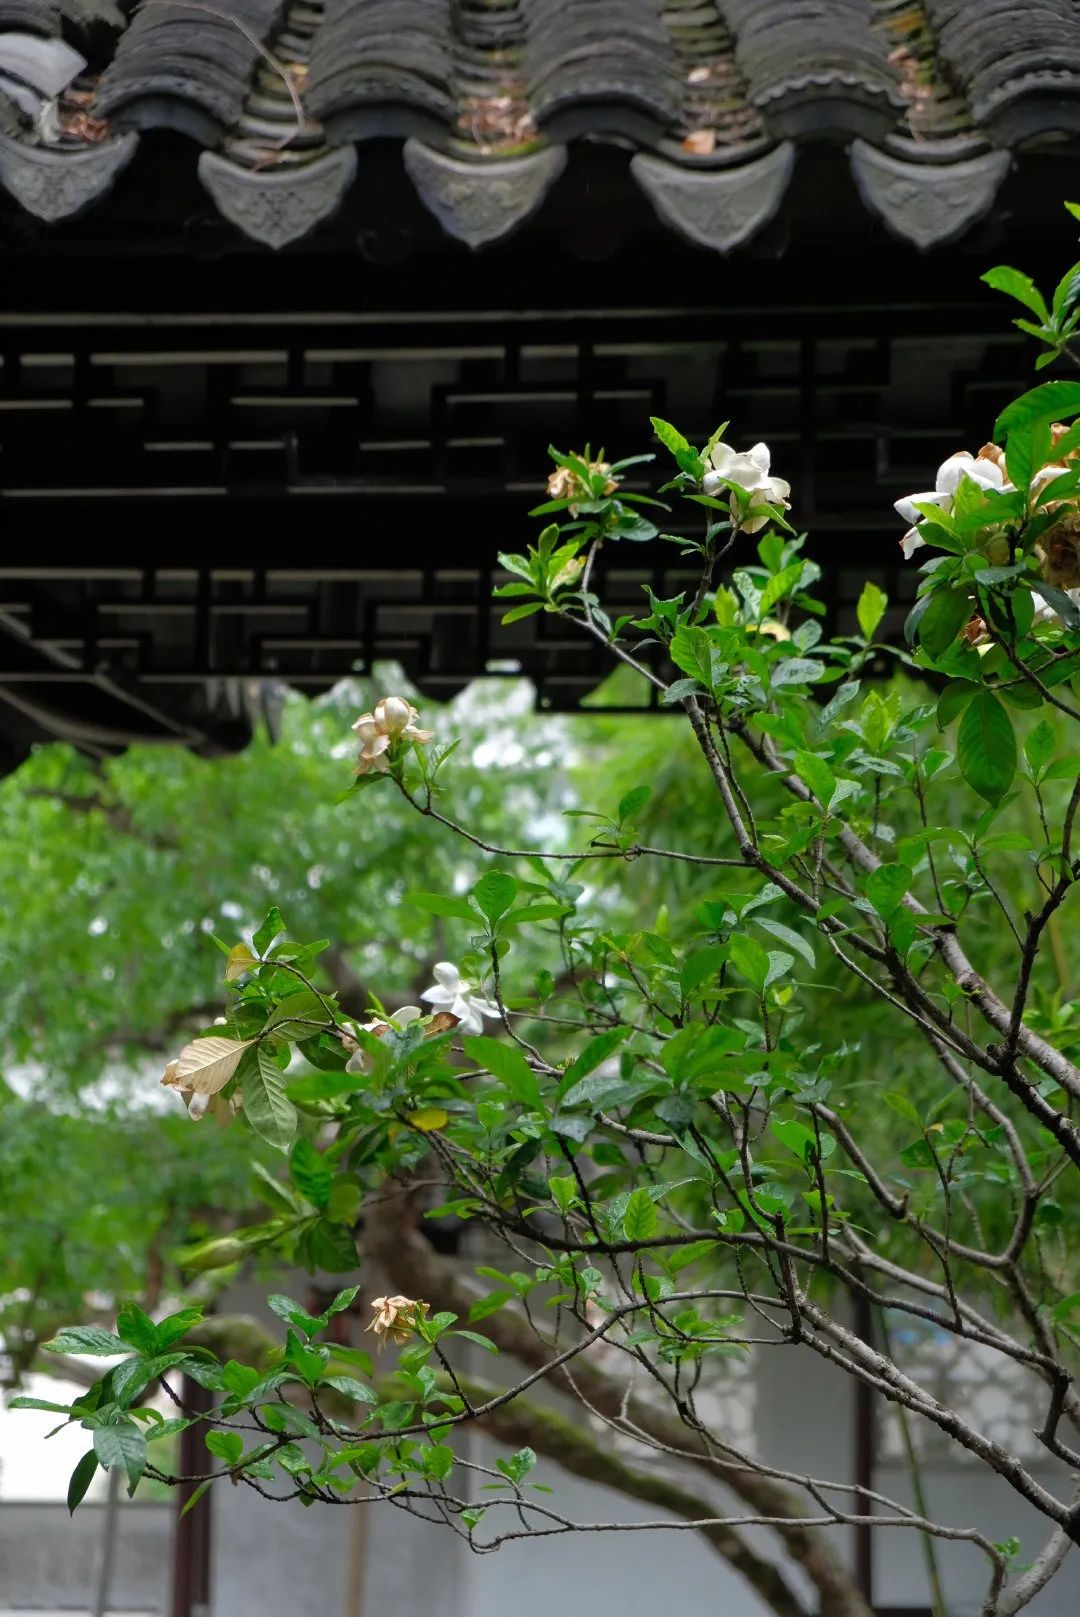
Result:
[894, 451, 1010, 559]
[702, 439, 791, 534]
[420, 962, 499, 1036]
[345, 1005, 422, 1074]
[352, 696, 434, 776]
[1031, 461, 1074, 499]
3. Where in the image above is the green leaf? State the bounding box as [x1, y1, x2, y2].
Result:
[67, 1450, 99, 1514]
[759, 563, 804, 615]
[856, 581, 888, 641]
[501, 602, 544, 624]
[44, 1326, 127, 1357]
[327, 1345, 374, 1378]
[622, 1187, 659, 1243]
[918, 590, 972, 661]
[883, 1091, 921, 1127]
[727, 933, 769, 994]
[205, 1430, 244, 1467]
[865, 863, 912, 919]
[763, 951, 795, 988]
[770, 658, 825, 688]
[669, 625, 719, 691]
[501, 902, 569, 929]
[957, 693, 1017, 806]
[463, 1035, 542, 1109]
[180, 1479, 213, 1519]
[680, 945, 726, 996]
[995, 381, 1080, 440]
[253, 906, 286, 957]
[1004, 418, 1052, 492]
[304, 1220, 358, 1273]
[320, 1375, 379, 1404]
[290, 1138, 332, 1209]
[754, 918, 815, 968]
[326, 1181, 364, 1224]
[451, 1329, 500, 1355]
[1025, 720, 1055, 776]
[408, 892, 481, 922]
[556, 1028, 631, 1102]
[115, 1303, 157, 1354]
[794, 750, 836, 808]
[650, 416, 704, 479]
[9, 1396, 77, 1414]
[221, 1360, 263, 1400]
[243, 1046, 298, 1151]
[469, 1291, 511, 1322]
[286, 1071, 361, 1105]
[981, 265, 1050, 323]
[771, 1118, 816, 1162]
[937, 679, 979, 730]
[423, 1444, 455, 1480]
[94, 1423, 147, 1492]
[618, 785, 651, 824]
[153, 1307, 203, 1351]
[264, 990, 329, 1038]
[498, 1446, 537, 1484]
[473, 871, 519, 926]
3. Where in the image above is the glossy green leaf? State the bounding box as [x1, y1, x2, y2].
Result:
[957, 693, 1016, 806]
[856, 581, 888, 641]
[243, 1046, 298, 1152]
[622, 1187, 658, 1243]
[67, 1450, 99, 1515]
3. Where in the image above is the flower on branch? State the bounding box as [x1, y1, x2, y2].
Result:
[366, 1294, 429, 1348]
[897, 428, 1080, 616]
[547, 456, 617, 511]
[421, 961, 499, 1035]
[352, 697, 434, 776]
[894, 448, 1010, 559]
[702, 439, 790, 533]
[161, 1037, 249, 1124]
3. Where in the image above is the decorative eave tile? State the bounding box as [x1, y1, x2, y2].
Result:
[403, 138, 567, 248]
[0, 127, 138, 221]
[850, 141, 1012, 250]
[631, 141, 796, 253]
[198, 144, 358, 249]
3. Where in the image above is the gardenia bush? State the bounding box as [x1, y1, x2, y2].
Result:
[22, 212, 1080, 1617]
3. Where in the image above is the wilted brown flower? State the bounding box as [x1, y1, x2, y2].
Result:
[366, 1294, 429, 1348]
[546, 456, 618, 513]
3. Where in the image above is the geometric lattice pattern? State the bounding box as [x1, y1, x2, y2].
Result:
[0, 296, 1037, 760]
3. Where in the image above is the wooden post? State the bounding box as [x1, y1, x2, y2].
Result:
[853, 1293, 875, 1608]
[171, 1375, 213, 1617]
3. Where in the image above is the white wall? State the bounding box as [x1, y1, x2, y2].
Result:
[0, 1500, 171, 1611]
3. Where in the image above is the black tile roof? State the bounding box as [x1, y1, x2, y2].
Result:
[0, 0, 1078, 250]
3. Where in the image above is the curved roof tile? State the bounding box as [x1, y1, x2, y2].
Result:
[0, 0, 1073, 246]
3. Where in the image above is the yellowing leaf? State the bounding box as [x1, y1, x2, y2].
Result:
[225, 944, 257, 982]
[173, 1036, 253, 1095]
[407, 1107, 449, 1133]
